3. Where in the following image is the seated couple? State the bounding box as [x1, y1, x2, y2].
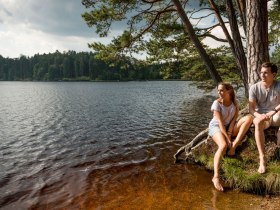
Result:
[208, 62, 280, 191]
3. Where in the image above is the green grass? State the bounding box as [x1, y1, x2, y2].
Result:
[191, 137, 280, 194]
[221, 157, 280, 194]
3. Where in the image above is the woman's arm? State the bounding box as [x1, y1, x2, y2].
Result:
[227, 106, 239, 138]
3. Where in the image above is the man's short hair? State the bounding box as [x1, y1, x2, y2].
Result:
[262, 62, 278, 73]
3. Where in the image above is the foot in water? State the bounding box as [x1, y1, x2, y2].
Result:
[212, 177, 224, 192]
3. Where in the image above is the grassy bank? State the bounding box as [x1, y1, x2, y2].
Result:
[191, 128, 280, 194]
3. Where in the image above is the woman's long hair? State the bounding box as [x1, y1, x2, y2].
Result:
[218, 82, 237, 106]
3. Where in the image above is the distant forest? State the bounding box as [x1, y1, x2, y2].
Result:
[0, 51, 164, 81]
[1, 46, 279, 82]
[0, 48, 241, 82]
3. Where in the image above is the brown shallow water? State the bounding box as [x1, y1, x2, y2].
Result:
[0, 81, 279, 210]
[74, 149, 280, 210]
[37, 142, 280, 210]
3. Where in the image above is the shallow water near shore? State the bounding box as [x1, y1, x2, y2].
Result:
[0, 81, 279, 209]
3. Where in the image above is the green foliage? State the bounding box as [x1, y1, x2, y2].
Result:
[271, 45, 280, 72]
[62, 76, 90, 81]
[181, 61, 209, 81]
[166, 46, 241, 82]
[269, 1, 280, 46]
[0, 45, 249, 83]
[81, 0, 280, 88]
[0, 51, 163, 81]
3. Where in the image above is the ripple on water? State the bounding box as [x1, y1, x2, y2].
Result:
[2, 82, 269, 210]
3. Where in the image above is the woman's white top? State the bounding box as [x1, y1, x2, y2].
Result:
[209, 100, 237, 128]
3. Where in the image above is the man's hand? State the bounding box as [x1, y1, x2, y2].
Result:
[265, 110, 276, 119]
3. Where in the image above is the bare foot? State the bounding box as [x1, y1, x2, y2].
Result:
[258, 159, 266, 174]
[212, 177, 224, 191]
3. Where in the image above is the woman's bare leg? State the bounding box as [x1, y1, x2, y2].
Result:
[228, 115, 253, 156]
[212, 132, 227, 191]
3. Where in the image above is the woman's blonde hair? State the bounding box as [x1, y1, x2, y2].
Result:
[218, 82, 237, 106]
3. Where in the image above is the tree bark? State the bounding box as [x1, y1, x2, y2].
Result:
[208, 0, 248, 96]
[235, 0, 246, 33]
[226, 0, 248, 96]
[247, 0, 269, 86]
[172, 0, 222, 85]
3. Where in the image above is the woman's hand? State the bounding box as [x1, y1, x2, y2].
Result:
[227, 133, 232, 140]
[226, 136, 232, 148]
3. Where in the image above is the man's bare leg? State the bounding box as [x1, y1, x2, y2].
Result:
[254, 119, 266, 173]
[276, 128, 280, 148]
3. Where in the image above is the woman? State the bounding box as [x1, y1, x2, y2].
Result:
[209, 83, 253, 191]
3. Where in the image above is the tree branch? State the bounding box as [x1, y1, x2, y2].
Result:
[126, 5, 176, 49]
[197, 23, 229, 33]
[197, 33, 228, 42]
[141, 0, 164, 3]
[134, 7, 177, 39]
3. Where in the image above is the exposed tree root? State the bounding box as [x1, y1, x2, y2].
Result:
[174, 128, 209, 161]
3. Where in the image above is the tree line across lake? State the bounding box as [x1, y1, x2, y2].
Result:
[0, 48, 238, 82]
[0, 51, 163, 82]
[0, 46, 279, 82]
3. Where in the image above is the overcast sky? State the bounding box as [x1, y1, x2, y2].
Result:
[0, 0, 116, 58]
[0, 0, 223, 59]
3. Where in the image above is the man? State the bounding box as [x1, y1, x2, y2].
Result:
[249, 62, 280, 174]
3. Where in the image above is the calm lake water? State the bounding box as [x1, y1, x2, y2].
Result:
[0, 81, 278, 210]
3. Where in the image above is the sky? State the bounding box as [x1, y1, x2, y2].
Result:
[0, 0, 223, 59]
[0, 0, 119, 58]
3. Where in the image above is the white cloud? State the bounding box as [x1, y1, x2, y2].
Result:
[0, 0, 115, 58]
[0, 21, 113, 58]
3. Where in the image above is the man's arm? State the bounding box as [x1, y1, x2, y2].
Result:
[265, 104, 280, 118]
[250, 99, 271, 121]
[249, 100, 258, 117]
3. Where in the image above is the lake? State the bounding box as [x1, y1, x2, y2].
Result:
[0, 81, 278, 209]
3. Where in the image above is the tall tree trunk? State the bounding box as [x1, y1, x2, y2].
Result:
[226, 0, 248, 96]
[247, 0, 269, 86]
[208, 0, 248, 96]
[172, 0, 222, 85]
[235, 0, 246, 33]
